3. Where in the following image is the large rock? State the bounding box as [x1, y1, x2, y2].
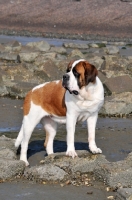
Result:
[98, 71, 107, 83]
[0, 135, 16, 152]
[0, 148, 16, 160]
[69, 153, 107, 174]
[101, 92, 132, 115]
[5, 40, 22, 52]
[35, 59, 64, 81]
[88, 56, 105, 70]
[110, 42, 126, 46]
[68, 49, 85, 59]
[94, 153, 132, 189]
[0, 84, 9, 96]
[104, 75, 132, 94]
[101, 100, 132, 116]
[101, 55, 129, 73]
[0, 159, 25, 180]
[56, 59, 70, 72]
[26, 41, 50, 52]
[89, 43, 106, 48]
[63, 42, 89, 49]
[0, 135, 25, 180]
[0, 52, 20, 62]
[19, 52, 39, 63]
[24, 164, 67, 182]
[35, 53, 57, 66]
[0, 135, 132, 188]
[0, 38, 132, 116]
[50, 46, 67, 54]
[105, 46, 119, 54]
[40, 151, 107, 174]
[116, 188, 132, 200]
[1, 64, 41, 84]
[7, 82, 37, 98]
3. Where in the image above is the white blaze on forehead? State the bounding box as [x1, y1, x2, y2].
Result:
[66, 59, 85, 92]
[71, 59, 85, 69]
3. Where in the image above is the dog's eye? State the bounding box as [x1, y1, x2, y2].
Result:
[66, 69, 70, 73]
[73, 70, 80, 77]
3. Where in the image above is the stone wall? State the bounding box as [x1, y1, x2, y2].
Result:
[0, 40, 132, 116]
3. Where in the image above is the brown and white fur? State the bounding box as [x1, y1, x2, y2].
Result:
[15, 59, 104, 166]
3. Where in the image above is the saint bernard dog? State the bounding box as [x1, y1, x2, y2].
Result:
[15, 59, 104, 166]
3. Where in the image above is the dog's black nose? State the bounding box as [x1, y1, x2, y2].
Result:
[63, 74, 69, 81]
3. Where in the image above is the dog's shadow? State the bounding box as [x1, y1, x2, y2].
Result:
[17, 140, 89, 159]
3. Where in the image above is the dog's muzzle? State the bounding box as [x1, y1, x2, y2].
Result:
[62, 74, 79, 95]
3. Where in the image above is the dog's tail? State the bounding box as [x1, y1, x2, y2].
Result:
[15, 124, 24, 148]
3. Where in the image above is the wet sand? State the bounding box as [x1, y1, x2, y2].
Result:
[0, 0, 132, 40]
[0, 180, 115, 200]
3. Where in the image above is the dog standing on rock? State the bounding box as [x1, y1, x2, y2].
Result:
[15, 59, 104, 166]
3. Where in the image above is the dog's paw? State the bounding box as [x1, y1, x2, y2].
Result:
[89, 146, 102, 154]
[20, 157, 29, 166]
[66, 150, 78, 158]
[20, 159, 29, 166]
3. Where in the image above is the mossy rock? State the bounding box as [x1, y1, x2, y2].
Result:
[126, 44, 132, 47]
[96, 43, 106, 48]
[121, 47, 126, 49]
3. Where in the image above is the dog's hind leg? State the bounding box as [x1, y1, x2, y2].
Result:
[15, 124, 24, 148]
[42, 117, 57, 155]
[20, 115, 42, 166]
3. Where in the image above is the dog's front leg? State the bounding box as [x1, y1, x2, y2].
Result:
[87, 112, 102, 154]
[66, 112, 78, 158]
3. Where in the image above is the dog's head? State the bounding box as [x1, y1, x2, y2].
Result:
[62, 59, 98, 95]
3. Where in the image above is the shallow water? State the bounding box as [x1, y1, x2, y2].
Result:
[0, 34, 93, 46]
[0, 34, 132, 57]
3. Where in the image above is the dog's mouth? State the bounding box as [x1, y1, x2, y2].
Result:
[62, 84, 79, 95]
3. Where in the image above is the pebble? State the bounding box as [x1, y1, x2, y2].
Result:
[107, 196, 114, 199]
[87, 191, 93, 195]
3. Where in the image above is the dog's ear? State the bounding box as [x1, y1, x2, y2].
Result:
[67, 60, 74, 72]
[83, 61, 98, 85]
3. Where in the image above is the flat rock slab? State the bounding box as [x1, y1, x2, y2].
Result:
[24, 151, 108, 183]
[116, 188, 132, 200]
[101, 92, 132, 115]
[0, 159, 25, 180]
[7, 82, 37, 98]
[0, 135, 16, 152]
[98, 71, 107, 83]
[63, 42, 89, 49]
[0, 52, 20, 62]
[24, 164, 68, 182]
[0, 135, 132, 190]
[94, 155, 132, 188]
[0, 148, 16, 160]
[104, 75, 132, 95]
[50, 151, 107, 174]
